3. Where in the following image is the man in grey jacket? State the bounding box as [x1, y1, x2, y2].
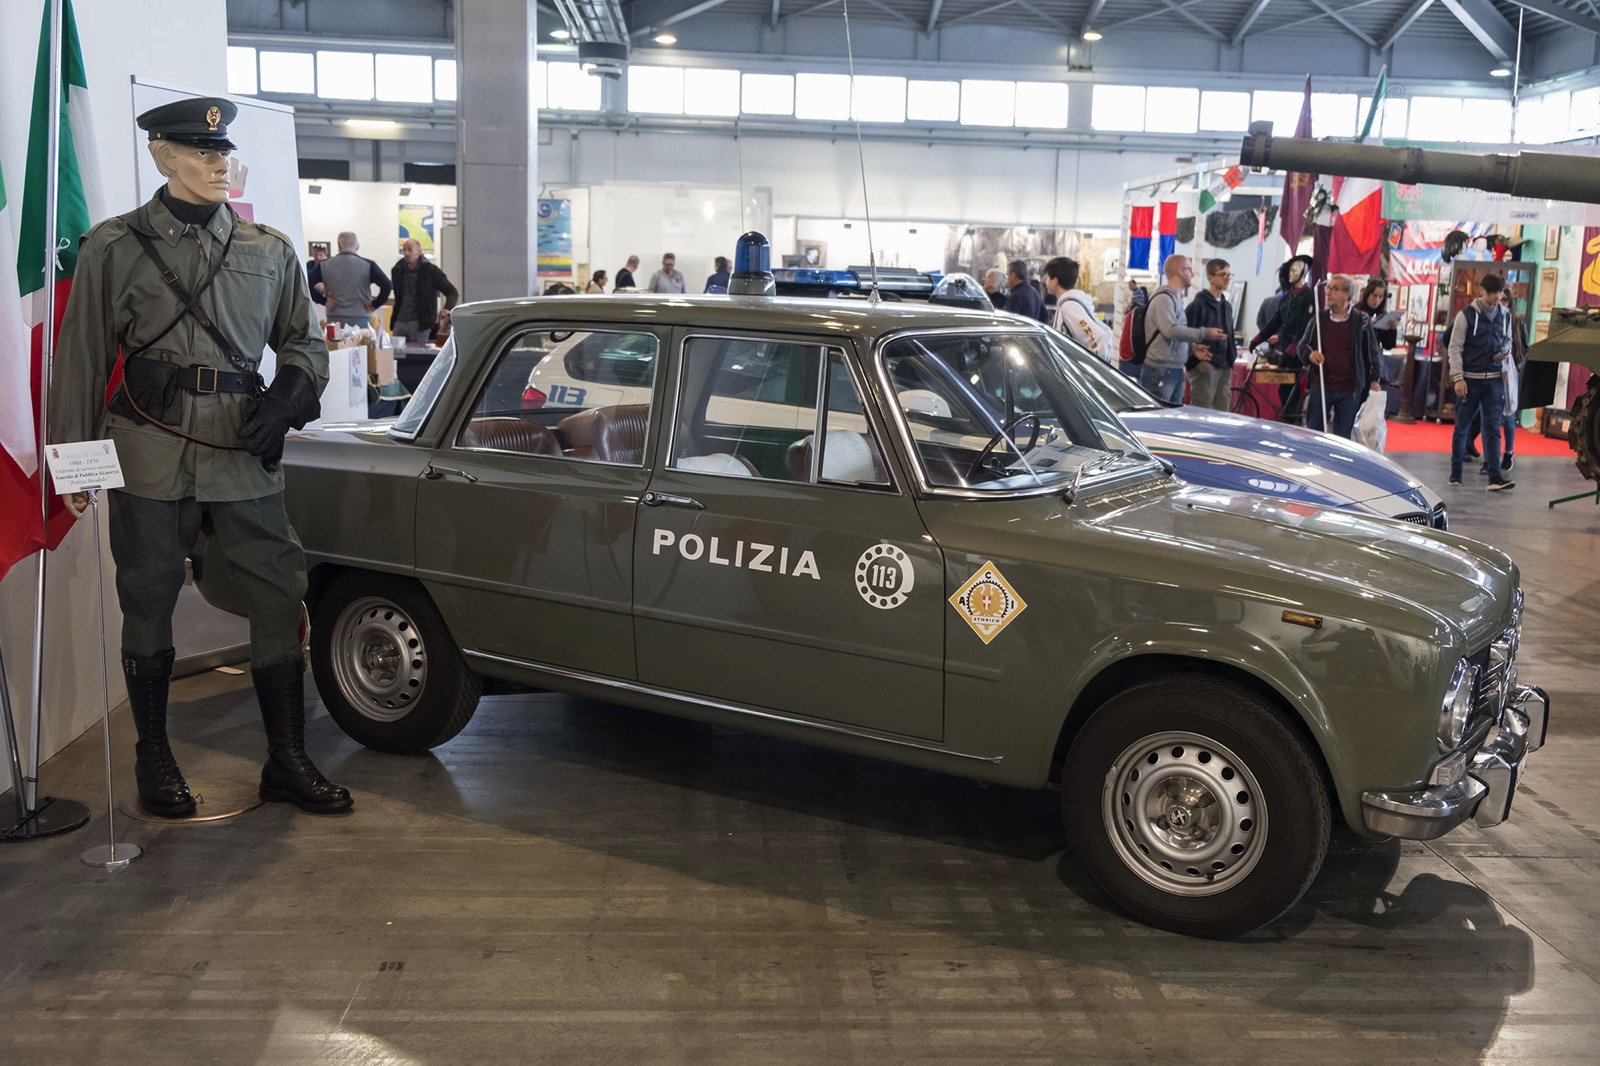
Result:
[1143, 255, 1223, 404]
[320, 231, 392, 328]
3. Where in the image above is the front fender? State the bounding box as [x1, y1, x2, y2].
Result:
[1035, 606, 1446, 834]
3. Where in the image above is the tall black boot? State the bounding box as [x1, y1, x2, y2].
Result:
[252, 658, 353, 814]
[123, 649, 196, 817]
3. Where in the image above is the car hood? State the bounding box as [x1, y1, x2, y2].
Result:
[1083, 480, 1513, 649]
[1123, 406, 1441, 516]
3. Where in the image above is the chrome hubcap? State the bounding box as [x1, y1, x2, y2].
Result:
[1102, 730, 1267, 897]
[331, 596, 428, 722]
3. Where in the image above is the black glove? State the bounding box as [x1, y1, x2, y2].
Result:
[239, 365, 320, 471]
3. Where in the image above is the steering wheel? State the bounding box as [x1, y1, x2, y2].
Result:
[966, 413, 1042, 482]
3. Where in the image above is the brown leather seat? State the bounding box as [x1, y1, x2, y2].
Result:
[458, 417, 561, 456]
[559, 404, 649, 464]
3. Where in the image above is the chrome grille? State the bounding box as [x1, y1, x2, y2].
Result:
[1473, 590, 1524, 722]
[1397, 512, 1430, 525]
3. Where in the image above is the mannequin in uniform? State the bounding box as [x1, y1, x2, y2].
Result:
[48, 97, 352, 817]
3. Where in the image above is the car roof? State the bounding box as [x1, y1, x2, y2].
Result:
[451, 293, 1035, 342]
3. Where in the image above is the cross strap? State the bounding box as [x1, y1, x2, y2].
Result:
[127, 219, 260, 392]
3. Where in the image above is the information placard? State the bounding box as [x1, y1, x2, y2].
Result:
[45, 440, 125, 493]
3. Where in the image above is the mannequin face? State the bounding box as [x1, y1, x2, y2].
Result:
[1288, 260, 1308, 286]
[152, 143, 231, 205]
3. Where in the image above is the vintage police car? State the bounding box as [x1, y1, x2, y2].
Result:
[197, 287, 1546, 937]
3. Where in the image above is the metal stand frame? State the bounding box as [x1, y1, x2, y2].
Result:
[1, 0, 90, 847]
[1548, 485, 1600, 509]
[81, 492, 140, 868]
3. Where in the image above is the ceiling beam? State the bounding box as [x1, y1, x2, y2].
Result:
[1250, 0, 1389, 39]
[1157, 0, 1227, 39]
[1307, 0, 1377, 44]
[857, 0, 922, 30]
[1079, 0, 1111, 37]
[940, 0, 1018, 30]
[1103, 0, 1210, 34]
[1438, 0, 1518, 60]
[1381, 0, 1436, 49]
[1503, 0, 1600, 35]
[630, 0, 739, 38]
[925, 0, 942, 34]
[1231, 0, 1274, 43]
[780, 0, 840, 22]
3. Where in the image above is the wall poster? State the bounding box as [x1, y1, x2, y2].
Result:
[537, 198, 574, 277]
[398, 203, 436, 253]
[1580, 227, 1600, 308]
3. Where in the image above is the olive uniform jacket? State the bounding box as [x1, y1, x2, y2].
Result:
[48, 190, 329, 503]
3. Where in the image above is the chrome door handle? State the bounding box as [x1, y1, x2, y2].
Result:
[641, 490, 703, 510]
[424, 464, 479, 483]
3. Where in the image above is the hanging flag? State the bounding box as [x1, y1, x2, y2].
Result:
[1197, 166, 1245, 213]
[1128, 205, 1153, 270]
[1279, 76, 1316, 252]
[6, 0, 101, 579]
[1157, 201, 1177, 269]
[1357, 67, 1387, 144]
[1329, 172, 1384, 274]
[1256, 207, 1267, 273]
[0, 159, 46, 579]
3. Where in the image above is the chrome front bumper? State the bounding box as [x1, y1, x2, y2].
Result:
[1360, 685, 1549, 840]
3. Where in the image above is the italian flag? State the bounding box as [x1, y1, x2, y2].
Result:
[1328, 68, 1387, 275]
[1197, 166, 1244, 213]
[2, 0, 101, 579]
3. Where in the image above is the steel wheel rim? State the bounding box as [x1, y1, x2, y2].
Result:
[330, 595, 428, 723]
[1101, 730, 1267, 897]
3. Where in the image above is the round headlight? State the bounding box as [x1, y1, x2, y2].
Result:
[1438, 658, 1476, 750]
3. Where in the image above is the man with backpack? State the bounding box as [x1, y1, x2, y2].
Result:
[1043, 257, 1115, 363]
[1138, 255, 1225, 404]
[1184, 258, 1240, 410]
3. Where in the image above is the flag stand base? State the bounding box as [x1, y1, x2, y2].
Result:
[0, 796, 91, 842]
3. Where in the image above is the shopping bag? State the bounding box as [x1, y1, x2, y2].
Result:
[1355, 389, 1387, 452]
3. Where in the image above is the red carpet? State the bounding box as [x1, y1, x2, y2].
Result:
[1382, 417, 1574, 456]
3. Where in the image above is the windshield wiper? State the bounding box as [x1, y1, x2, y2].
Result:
[1065, 451, 1127, 504]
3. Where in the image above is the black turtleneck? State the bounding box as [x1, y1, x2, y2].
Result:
[160, 185, 222, 227]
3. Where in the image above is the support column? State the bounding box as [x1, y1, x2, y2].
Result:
[456, 0, 538, 300]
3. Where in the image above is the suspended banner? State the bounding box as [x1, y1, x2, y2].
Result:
[1383, 182, 1600, 227]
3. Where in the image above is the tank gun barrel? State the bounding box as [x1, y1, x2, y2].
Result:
[1239, 121, 1600, 205]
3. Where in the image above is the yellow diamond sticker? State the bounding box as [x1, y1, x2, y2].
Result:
[949, 561, 1027, 644]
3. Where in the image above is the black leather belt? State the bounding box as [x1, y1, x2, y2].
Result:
[129, 357, 260, 395]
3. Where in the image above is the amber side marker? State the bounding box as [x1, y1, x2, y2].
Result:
[1282, 610, 1323, 629]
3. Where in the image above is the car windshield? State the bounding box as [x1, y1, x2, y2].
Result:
[880, 330, 1152, 494]
[1051, 338, 1164, 413]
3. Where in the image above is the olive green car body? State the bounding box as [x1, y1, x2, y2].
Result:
[199, 296, 1522, 841]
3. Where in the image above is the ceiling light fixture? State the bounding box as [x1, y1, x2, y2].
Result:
[654, 33, 678, 45]
[1082, 30, 1103, 42]
[1490, 67, 1511, 78]
[550, 29, 571, 41]
[345, 118, 400, 131]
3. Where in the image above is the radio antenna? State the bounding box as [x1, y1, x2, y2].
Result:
[840, 0, 881, 304]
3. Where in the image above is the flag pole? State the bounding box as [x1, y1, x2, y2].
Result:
[26, 0, 65, 814]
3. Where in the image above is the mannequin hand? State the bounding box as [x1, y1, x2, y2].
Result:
[1454, 379, 1468, 398]
[61, 491, 89, 517]
[239, 366, 320, 470]
[1308, 350, 1325, 365]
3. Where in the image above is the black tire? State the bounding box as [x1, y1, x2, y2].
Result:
[309, 572, 482, 754]
[1061, 676, 1331, 937]
[1231, 386, 1262, 419]
[1570, 378, 1600, 484]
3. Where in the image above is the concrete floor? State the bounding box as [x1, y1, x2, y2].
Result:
[3, 453, 1599, 1064]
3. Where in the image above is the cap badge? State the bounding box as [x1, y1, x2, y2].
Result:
[206, 106, 220, 132]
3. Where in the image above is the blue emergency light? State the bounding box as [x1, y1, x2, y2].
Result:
[729, 232, 776, 296]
